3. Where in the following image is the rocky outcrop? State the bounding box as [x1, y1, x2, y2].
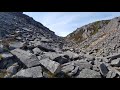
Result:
[10, 49, 40, 68]
[13, 66, 43, 78]
[1, 12, 120, 78]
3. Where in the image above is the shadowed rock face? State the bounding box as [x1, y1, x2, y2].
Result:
[0, 12, 59, 40]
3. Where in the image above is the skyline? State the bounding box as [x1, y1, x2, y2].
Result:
[23, 12, 120, 37]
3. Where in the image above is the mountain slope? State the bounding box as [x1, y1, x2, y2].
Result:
[0, 12, 60, 40]
[0, 12, 64, 51]
[66, 17, 120, 57]
[66, 20, 110, 43]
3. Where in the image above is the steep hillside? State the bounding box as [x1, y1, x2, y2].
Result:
[0, 12, 58, 40]
[66, 17, 120, 57]
[66, 20, 110, 43]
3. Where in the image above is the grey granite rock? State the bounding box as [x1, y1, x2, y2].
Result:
[32, 47, 42, 55]
[92, 65, 99, 72]
[41, 52, 62, 60]
[9, 42, 25, 49]
[0, 52, 13, 60]
[111, 59, 120, 67]
[106, 70, 117, 78]
[39, 58, 61, 74]
[61, 62, 79, 77]
[13, 66, 43, 78]
[63, 51, 79, 59]
[74, 60, 92, 70]
[11, 49, 40, 68]
[76, 68, 101, 78]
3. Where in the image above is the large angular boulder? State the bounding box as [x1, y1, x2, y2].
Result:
[61, 64, 74, 73]
[38, 44, 56, 52]
[61, 63, 79, 77]
[76, 68, 101, 78]
[40, 52, 69, 64]
[13, 66, 43, 78]
[31, 41, 56, 52]
[39, 58, 61, 74]
[111, 59, 120, 67]
[74, 60, 92, 70]
[10, 49, 40, 68]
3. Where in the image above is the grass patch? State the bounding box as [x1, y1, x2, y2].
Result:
[42, 68, 56, 78]
[68, 28, 85, 43]
[0, 70, 9, 78]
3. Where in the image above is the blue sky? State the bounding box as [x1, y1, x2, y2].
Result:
[23, 12, 120, 37]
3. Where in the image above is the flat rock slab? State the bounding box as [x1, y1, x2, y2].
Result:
[13, 66, 43, 78]
[61, 64, 74, 73]
[74, 60, 92, 70]
[10, 49, 40, 68]
[106, 71, 117, 78]
[76, 68, 101, 78]
[33, 41, 56, 52]
[41, 52, 63, 60]
[39, 58, 61, 74]
[39, 51, 70, 64]
[111, 59, 120, 67]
